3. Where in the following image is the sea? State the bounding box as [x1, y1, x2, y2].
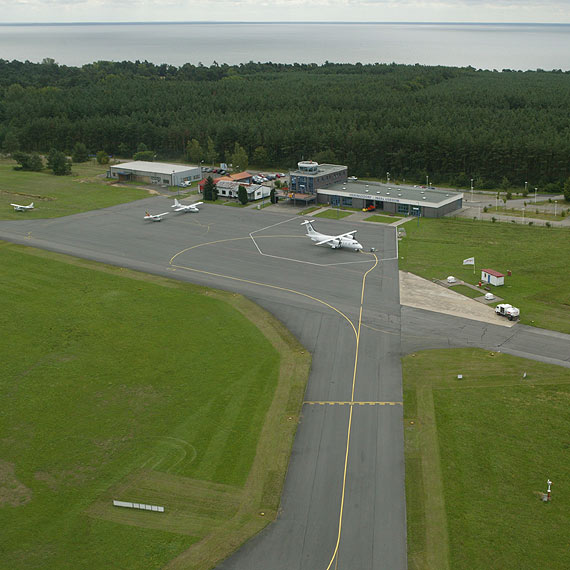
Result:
[0, 22, 569, 71]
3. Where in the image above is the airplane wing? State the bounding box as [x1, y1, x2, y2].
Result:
[193, 202, 203, 207]
[315, 230, 357, 246]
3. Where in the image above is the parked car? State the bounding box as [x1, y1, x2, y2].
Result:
[362, 204, 375, 212]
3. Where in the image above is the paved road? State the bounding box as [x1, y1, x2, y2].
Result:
[1, 198, 568, 569]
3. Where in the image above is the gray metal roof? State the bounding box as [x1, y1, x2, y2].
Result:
[289, 163, 347, 177]
[110, 161, 199, 175]
[318, 180, 463, 208]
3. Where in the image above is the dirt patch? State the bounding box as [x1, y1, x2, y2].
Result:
[0, 460, 32, 507]
[34, 465, 97, 491]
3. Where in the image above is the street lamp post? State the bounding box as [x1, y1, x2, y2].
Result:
[522, 207, 525, 224]
[525, 181, 528, 196]
[554, 200, 558, 217]
[470, 178, 474, 202]
[426, 175, 429, 187]
[535, 187, 537, 204]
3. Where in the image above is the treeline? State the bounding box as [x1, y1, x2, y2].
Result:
[1, 59, 569, 188]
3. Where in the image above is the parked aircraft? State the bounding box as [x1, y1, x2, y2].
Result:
[144, 211, 169, 222]
[11, 202, 34, 212]
[301, 220, 363, 251]
[172, 199, 203, 213]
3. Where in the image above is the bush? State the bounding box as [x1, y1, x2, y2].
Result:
[528, 221, 534, 226]
[483, 206, 488, 213]
[96, 151, 109, 165]
[491, 217, 497, 223]
[12, 151, 44, 171]
[546, 222, 551, 228]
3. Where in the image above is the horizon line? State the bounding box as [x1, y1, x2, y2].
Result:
[1, 20, 568, 26]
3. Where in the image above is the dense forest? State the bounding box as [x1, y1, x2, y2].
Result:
[1, 59, 569, 189]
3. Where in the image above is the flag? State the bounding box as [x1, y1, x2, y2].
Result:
[463, 257, 475, 265]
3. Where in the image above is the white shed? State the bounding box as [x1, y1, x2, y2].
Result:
[481, 269, 505, 286]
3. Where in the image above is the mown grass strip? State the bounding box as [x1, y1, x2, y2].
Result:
[0, 242, 310, 570]
[403, 349, 570, 570]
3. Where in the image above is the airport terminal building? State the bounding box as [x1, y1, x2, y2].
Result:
[318, 180, 463, 217]
[287, 161, 462, 217]
[290, 161, 348, 194]
[108, 161, 202, 186]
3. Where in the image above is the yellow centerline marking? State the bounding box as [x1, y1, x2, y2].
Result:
[325, 254, 377, 570]
[169, 230, 380, 569]
[170, 237, 371, 336]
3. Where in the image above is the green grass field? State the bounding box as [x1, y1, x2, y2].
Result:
[297, 206, 321, 216]
[364, 214, 403, 224]
[403, 348, 570, 570]
[0, 243, 310, 570]
[314, 209, 353, 220]
[449, 284, 485, 299]
[0, 159, 149, 219]
[398, 218, 570, 333]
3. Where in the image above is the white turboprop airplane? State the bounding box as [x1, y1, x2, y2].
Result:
[171, 199, 203, 213]
[11, 202, 34, 212]
[144, 211, 169, 222]
[301, 220, 363, 251]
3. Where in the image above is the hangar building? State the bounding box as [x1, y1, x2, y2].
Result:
[108, 161, 202, 186]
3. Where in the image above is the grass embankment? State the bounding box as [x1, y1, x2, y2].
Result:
[298, 206, 321, 216]
[364, 214, 404, 224]
[403, 348, 570, 570]
[0, 159, 149, 219]
[398, 218, 570, 333]
[314, 209, 353, 220]
[0, 243, 310, 570]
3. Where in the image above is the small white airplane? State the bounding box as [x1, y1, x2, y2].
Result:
[144, 211, 169, 222]
[301, 220, 363, 251]
[171, 199, 203, 213]
[11, 202, 34, 212]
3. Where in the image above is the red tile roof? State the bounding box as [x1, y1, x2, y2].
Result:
[482, 268, 505, 278]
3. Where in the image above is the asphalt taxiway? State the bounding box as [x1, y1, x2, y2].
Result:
[1, 197, 568, 570]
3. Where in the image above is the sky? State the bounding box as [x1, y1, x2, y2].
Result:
[3, 0, 570, 24]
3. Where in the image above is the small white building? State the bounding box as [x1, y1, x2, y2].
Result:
[215, 180, 270, 201]
[481, 269, 505, 286]
[108, 161, 202, 186]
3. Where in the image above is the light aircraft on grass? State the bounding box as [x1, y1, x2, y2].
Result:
[11, 202, 34, 212]
[172, 199, 203, 213]
[301, 220, 363, 251]
[144, 211, 169, 222]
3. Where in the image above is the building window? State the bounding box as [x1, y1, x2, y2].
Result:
[398, 203, 410, 215]
[331, 196, 340, 206]
[342, 197, 352, 207]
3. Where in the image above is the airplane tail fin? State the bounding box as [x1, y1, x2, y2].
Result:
[29, 202, 34, 208]
[173, 199, 180, 207]
[301, 219, 317, 236]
